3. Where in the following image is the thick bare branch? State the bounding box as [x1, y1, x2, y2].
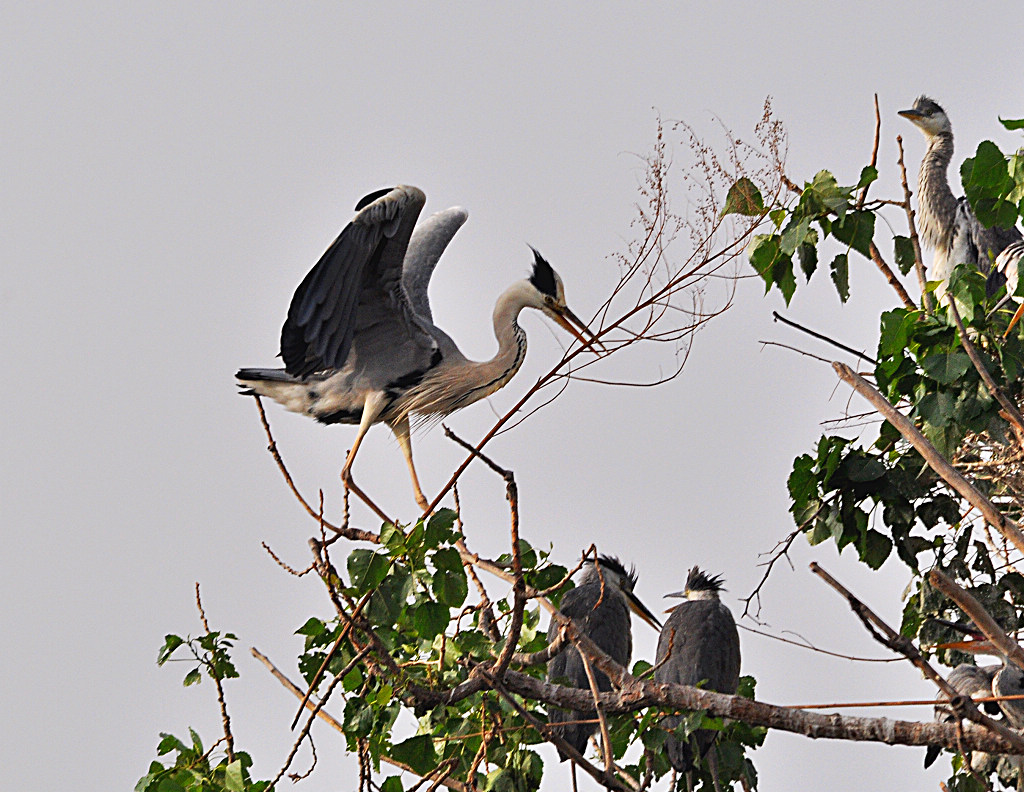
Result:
[929, 568, 1024, 673]
[833, 361, 1024, 556]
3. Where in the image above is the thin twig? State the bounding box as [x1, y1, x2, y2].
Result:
[195, 583, 235, 762]
[856, 94, 881, 211]
[251, 648, 471, 792]
[251, 395, 383, 543]
[772, 312, 878, 365]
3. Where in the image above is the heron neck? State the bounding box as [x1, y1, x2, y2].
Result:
[917, 129, 958, 250]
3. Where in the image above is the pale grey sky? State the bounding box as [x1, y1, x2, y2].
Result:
[4, 3, 1024, 790]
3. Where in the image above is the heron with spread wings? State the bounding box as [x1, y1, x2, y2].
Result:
[238, 186, 597, 516]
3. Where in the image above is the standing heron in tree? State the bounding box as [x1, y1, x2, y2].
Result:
[546, 556, 661, 769]
[898, 96, 1022, 304]
[654, 567, 740, 792]
[237, 185, 599, 516]
[927, 620, 1024, 776]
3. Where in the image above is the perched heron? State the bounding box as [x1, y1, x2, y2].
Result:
[237, 186, 598, 514]
[899, 96, 1022, 304]
[654, 567, 740, 786]
[927, 621, 1024, 774]
[546, 556, 661, 762]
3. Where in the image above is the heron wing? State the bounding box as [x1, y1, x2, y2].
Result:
[280, 185, 437, 377]
[403, 207, 469, 324]
[954, 198, 1023, 274]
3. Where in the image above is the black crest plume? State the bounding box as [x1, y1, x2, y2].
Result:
[594, 554, 638, 591]
[528, 247, 558, 298]
[685, 566, 725, 593]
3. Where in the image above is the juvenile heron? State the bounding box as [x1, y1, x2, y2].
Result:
[546, 556, 661, 762]
[899, 96, 1022, 304]
[654, 567, 740, 787]
[237, 186, 598, 514]
[927, 622, 1024, 773]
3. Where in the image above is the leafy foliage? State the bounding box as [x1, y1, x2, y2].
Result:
[730, 107, 1024, 789]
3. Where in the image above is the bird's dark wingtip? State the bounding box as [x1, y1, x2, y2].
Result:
[354, 187, 395, 212]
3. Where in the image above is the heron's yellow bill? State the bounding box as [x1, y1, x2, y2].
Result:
[550, 305, 607, 353]
[625, 590, 662, 631]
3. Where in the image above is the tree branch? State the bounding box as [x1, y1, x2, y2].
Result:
[928, 568, 1024, 673]
[832, 361, 1024, 557]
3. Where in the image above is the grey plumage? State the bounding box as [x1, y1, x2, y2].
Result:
[899, 96, 1022, 303]
[925, 664, 999, 768]
[546, 556, 660, 760]
[237, 185, 596, 511]
[654, 567, 740, 777]
[928, 623, 1024, 772]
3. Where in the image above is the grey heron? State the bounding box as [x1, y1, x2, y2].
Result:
[654, 567, 740, 787]
[898, 96, 1022, 304]
[237, 186, 598, 514]
[545, 555, 661, 761]
[928, 622, 1024, 776]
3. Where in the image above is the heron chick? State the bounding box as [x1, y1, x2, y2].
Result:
[546, 555, 661, 761]
[898, 96, 1022, 304]
[654, 567, 740, 786]
[237, 185, 599, 515]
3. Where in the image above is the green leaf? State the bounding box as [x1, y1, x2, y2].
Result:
[831, 210, 875, 259]
[183, 668, 202, 687]
[799, 170, 849, 218]
[797, 241, 818, 281]
[425, 509, 459, 546]
[343, 697, 375, 737]
[721, 177, 765, 217]
[859, 530, 892, 570]
[381, 777, 404, 792]
[391, 735, 438, 776]
[295, 618, 325, 637]
[413, 601, 449, 642]
[431, 547, 463, 573]
[830, 253, 850, 303]
[749, 234, 796, 304]
[857, 166, 878, 189]
[1001, 117, 1024, 131]
[920, 352, 971, 384]
[433, 569, 468, 608]
[224, 759, 245, 792]
[779, 216, 811, 256]
[348, 549, 390, 593]
[894, 235, 916, 275]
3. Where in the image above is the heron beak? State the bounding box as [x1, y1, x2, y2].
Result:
[936, 638, 998, 654]
[1005, 302, 1024, 338]
[549, 305, 607, 353]
[625, 590, 662, 631]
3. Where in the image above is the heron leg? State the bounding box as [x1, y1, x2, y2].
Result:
[341, 393, 393, 525]
[388, 415, 430, 513]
